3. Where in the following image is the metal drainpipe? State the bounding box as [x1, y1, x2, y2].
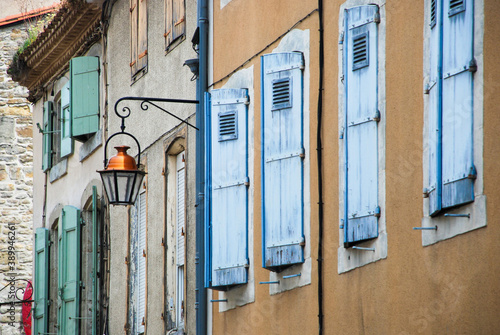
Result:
[195, 0, 208, 332]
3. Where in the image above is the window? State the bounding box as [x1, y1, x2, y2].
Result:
[421, 0, 485, 245]
[165, 0, 185, 51]
[205, 88, 249, 289]
[338, 3, 387, 273]
[261, 52, 304, 271]
[342, 5, 380, 247]
[426, 0, 475, 215]
[129, 189, 147, 334]
[131, 0, 148, 80]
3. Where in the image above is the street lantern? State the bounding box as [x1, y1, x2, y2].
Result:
[98, 146, 146, 205]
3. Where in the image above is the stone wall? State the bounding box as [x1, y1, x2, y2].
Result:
[0, 22, 33, 335]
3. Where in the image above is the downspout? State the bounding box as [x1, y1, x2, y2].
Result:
[316, 0, 325, 334]
[195, 0, 208, 333]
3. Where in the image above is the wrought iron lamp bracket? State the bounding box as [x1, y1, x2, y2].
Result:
[107, 96, 199, 167]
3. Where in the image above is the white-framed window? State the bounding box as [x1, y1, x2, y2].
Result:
[421, 0, 486, 245]
[338, 1, 387, 273]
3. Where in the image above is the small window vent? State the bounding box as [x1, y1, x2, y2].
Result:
[352, 33, 369, 71]
[449, 0, 465, 16]
[430, 0, 437, 27]
[272, 78, 292, 110]
[218, 111, 238, 141]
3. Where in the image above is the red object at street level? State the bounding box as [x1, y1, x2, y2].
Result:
[22, 280, 32, 335]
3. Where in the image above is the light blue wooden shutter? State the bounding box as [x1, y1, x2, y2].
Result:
[91, 186, 99, 335]
[344, 5, 380, 245]
[427, 0, 443, 216]
[204, 92, 212, 288]
[441, 0, 475, 208]
[33, 227, 49, 335]
[58, 206, 81, 335]
[60, 81, 73, 158]
[42, 101, 53, 171]
[261, 52, 304, 270]
[209, 88, 249, 288]
[70, 56, 99, 142]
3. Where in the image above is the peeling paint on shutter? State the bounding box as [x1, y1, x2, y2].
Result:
[42, 101, 53, 171]
[137, 0, 148, 72]
[441, 0, 474, 208]
[208, 88, 249, 288]
[344, 5, 379, 245]
[70, 56, 99, 142]
[60, 81, 73, 158]
[33, 228, 49, 335]
[136, 191, 146, 334]
[130, 0, 138, 73]
[58, 206, 81, 335]
[261, 52, 304, 270]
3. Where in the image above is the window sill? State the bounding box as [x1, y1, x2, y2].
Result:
[338, 231, 388, 274]
[420, 194, 487, 246]
[49, 159, 68, 183]
[79, 128, 102, 162]
[267, 258, 312, 295]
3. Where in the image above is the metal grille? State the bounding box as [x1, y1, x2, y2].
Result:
[218, 111, 237, 141]
[272, 78, 292, 110]
[353, 33, 369, 70]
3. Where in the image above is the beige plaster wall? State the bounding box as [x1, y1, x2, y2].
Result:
[210, 0, 500, 334]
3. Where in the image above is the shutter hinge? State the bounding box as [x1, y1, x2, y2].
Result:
[339, 31, 344, 45]
[143, 249, 146, 257]
[244, 177, 250, 187]
[374, 10, 381, 24]
[161, 237, 164, 246]
[340, 219, 344, 229]
[423, 187, 430, 198]
[468, 58, 477, 73]
[468, 165, 477, 180]
[339, 127, 344, 139]
[374, 206, 381, 218]
[299, 147, 305, 159]
[424, 83, 430, 94]
[125, 256, 128, 264]
[80, 281, 85, 289]
[80, 218, 86, 227]
[373, 110, 381, 122]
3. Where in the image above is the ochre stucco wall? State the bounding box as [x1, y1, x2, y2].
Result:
[211, 0, 500, 334]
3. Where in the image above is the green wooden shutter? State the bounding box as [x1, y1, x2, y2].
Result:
[91, 186, 99, 335]
[344, 5, 380, 245]
[70, 56, 100, 142]
[33, 227, 49, 335]
[60, 81, 73, 157]
[58, 206, 81, 335]
[42, 101, 53, 171]
[261, 52, 305, 270]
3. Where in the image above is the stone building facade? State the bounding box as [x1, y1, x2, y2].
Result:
[0, 2, 57, 333]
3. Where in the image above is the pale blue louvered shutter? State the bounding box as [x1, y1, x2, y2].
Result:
[58, 206, 81, 335]
[70, 56, 100, 142]
[33, 227, 49, 335]
[60, 81, 73, 158]
[441, 0, 475, 208]
[136, 191, 146, 333]
[427, 0, 443, 216]
[209, 88, 249, 288]
[204, 92, 212, 288]
[42, 101, 53, 171]
[261, 52, 304, 270]
[344, 5, 380, 246]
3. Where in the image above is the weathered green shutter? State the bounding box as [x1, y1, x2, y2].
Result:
[70, 56, 99, 141]
[42, 101, 53, 171]
[33, 227, 49, 335]
[92, 186, 99, 335]
[60, 81, 73, 157]
[58, 206, 81, 335]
